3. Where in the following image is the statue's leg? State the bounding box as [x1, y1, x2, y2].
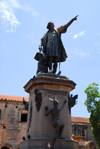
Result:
[53, 56, 58, 74]
[51, 126, 59, 148]
[48, 56, 53, 70]
[58, 124, 64, 139]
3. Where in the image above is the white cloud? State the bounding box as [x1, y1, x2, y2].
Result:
[73, 34, 78, 39]
[96, 33, 100, 36]
[8, 0, 21, 8]
[0, 0, 40, 32]
[0, 0, 21, 32]
[31, 9, 40, 18]
[67, 48, 90, 58]
[74, 30, 86, 39]
[75, 51, 90, 57]
[27, 32, 35, 44]
[94, 41, 100, 47]
[23, 4, 39, 16]
[27, 32, 40, 44]
[94, 42, 98, 46]
[21, 3, 40, 17]
[94, 41, 100, 54]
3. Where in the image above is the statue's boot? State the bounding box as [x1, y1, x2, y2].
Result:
[48, 69, 53, 73]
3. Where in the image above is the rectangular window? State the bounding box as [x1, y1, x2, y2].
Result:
[21, 113, 27, 122]
[82, 130, 85, 137]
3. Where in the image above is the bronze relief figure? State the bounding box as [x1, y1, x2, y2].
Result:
[45, 97, 67, 148]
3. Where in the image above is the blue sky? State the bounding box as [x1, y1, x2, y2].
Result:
[0, 0, 100, 118]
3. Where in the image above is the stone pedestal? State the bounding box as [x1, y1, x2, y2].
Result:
[20, 75, 78, 149]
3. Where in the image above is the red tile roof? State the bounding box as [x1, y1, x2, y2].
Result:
[0, 95, 29, 102]
[71, 116, 90, 124]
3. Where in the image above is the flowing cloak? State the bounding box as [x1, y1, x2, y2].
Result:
[41, 25, 68, 62]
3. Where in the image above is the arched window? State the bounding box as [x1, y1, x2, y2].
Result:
[1, 146, 10, 149]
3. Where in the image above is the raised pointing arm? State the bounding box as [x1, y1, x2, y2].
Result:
[57, 15, 78, 34]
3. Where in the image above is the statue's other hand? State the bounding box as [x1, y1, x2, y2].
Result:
[39, 45, 42, 50]
[64, 100, 67, 104]
[45, 106, 48, 110]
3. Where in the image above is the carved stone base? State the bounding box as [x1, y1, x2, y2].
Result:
[20, 75, 78, 149]
[20, 138, 78, 149]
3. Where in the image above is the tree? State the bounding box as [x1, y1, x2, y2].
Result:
[84, 83, 100, 148]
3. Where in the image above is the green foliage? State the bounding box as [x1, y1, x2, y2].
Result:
[84, 83, 100, 148]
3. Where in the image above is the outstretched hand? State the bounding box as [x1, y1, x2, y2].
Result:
[73, 15, 79, 21]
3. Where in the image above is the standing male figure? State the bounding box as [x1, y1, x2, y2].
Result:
[45, 97, 67, 148]
[39, 15, 78, 74]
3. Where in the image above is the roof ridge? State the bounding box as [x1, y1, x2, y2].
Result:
[71, 116, 90, 124]
[0, 95, 29, 102]
[71, 116, 89, 119]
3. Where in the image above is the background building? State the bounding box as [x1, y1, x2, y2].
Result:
[0, 95, 98, 149]
[0, 95, 28, 149]
[71, 116, 94, 141]
[71, 117, 98, 149]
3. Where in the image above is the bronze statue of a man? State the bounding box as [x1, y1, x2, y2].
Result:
[39, 15, 78, 74]
[45, 97, 67, 148]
